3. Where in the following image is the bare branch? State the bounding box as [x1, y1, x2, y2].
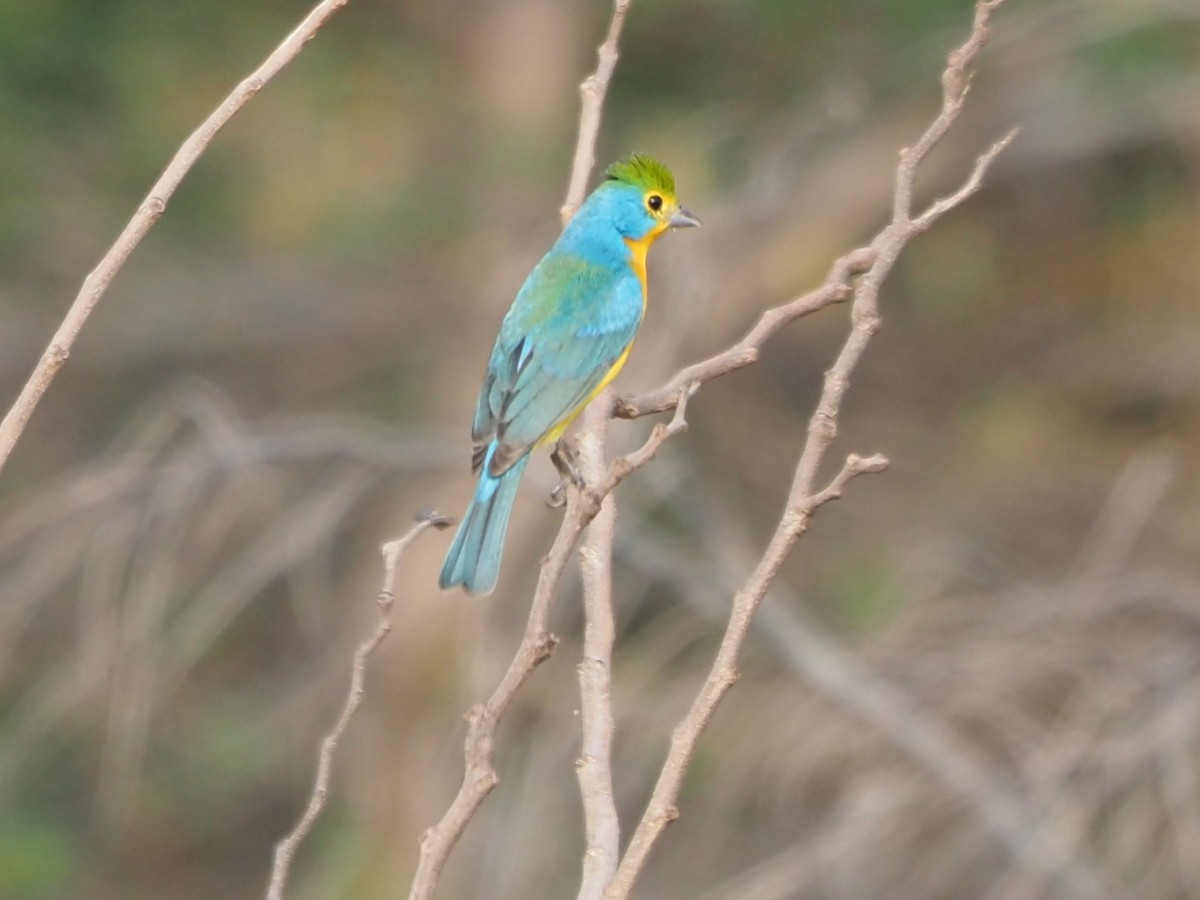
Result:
[605, 453, 886, 900]
[265, 509, 451, 900]
[0, 0, 356, 483]
[614, 249, 875, 419]
[803, 453, 891, 513]
[561, 0, 634, 223]
[574, 401, 621, 900]
[620, 492, 1119, 900]
[911, 128, 1018, 233]
[408, 486, 607, 899]
[408, 4, 637, 895]
[605, 2, 1015, 896]
[616, 0, 1018, 425]
[570, 386, 694, 900]
[573, 383, 694, 900]
[558, 3, 638, 895]
[603, 384, 693, 490]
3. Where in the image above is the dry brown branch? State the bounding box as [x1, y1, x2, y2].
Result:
[0, 0, 355, 482]
[572, 379, 691, 900]
[768, 455, 1182, 899]
[409, 5, 636, 898]
[603, 384, 693, 488]
[615, 3, 1019, 426]
[615, 479, 1118, 899]
[407, 492, 582, 900]
[613, 249, 873, 420]
[265, 510, 450, 900]
[605, 3, 1015, 896]
[561, 0, 633, 223]
[408, 381, 691, 898]
[574, 401, 621, 900]
[606, 457, 889, 900]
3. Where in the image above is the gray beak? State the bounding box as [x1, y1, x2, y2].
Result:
[669, 206, 702, 229]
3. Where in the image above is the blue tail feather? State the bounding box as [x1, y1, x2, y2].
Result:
[439, 453, 529, 596]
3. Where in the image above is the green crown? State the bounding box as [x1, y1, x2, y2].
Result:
[603, 154, 676, 196]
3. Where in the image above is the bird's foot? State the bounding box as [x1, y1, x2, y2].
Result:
[546, 438, 586, 508]
[551, 438, 586, 489]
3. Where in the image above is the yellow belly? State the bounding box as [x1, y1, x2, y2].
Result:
[535, 230, 655, 448]
[536, 341, 634, 447]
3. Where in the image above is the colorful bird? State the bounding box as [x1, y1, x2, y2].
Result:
[439, 154, 699, 595]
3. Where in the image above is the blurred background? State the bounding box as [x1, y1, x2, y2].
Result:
[1, 0, 1199, 898]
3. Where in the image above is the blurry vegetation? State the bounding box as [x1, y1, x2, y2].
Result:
[2, 1, 1200, 899]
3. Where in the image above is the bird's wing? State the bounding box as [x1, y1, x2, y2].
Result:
[470, 253, 642, 475]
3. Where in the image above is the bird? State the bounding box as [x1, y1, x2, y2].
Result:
[439, 154, 700, 596]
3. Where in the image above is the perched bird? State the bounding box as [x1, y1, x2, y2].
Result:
[439, 154, 699, 595]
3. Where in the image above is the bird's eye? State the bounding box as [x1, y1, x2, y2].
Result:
[647, 193, 663, 212]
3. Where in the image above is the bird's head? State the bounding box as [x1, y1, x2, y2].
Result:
[582, 154, 701, 243]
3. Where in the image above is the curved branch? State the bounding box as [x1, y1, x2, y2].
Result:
[562, 0, 634, 224]
[0, 0, 355, 481]
[614, 248, 875, 419]
[408, 2, 638, 894]
[266, 510, 451, 900]
[605, 2, 1016, 896]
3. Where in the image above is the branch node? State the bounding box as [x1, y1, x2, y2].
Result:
[464, 702, 488, 728]
[416, 508, 455, 529]
[850, 307, 882, 334]
[533, 632, 560, 663]
[590, 4, 1013, 898]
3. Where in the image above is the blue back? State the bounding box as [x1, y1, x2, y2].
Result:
[469, 182, 654, 475]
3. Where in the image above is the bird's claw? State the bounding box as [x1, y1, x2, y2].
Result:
[546, 438, 586, 508]
[546, 482, 568, 509]
[550, 438, 586, 490]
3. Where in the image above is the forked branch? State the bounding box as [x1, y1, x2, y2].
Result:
[408, 6, 638, 897]
[606, 2, 1016, 896]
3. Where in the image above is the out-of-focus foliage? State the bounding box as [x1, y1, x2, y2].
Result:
[2, 1, 1200, 899]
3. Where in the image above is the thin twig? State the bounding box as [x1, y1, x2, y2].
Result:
[407, 490, 592, 900]
[0, 0, 355, 482]
[605, 2, 1015, 896]
[614, 248, 875, 420]
[602, 384, 693, 491]
[265, 509, 451, 900]
[408, 4, 636, 895]
[613, 7, 1020, 424]
[408, 384, 690, 900]
[618, 487, 1117, 899]
[606, 458, 888, 900]
[561, 0, 634, 224]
